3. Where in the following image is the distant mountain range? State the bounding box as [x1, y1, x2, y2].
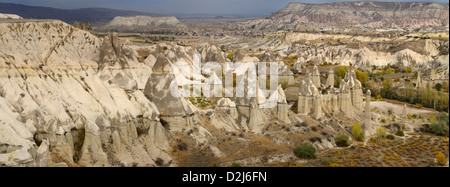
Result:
[0, 2, 255, 24]
[0, 2, 158, 24]
[2, 1, 449, 30]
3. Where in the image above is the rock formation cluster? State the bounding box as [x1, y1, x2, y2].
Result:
[298, 66, 365, 120]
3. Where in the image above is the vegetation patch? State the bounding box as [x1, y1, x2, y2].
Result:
[293, 142, 317, 159]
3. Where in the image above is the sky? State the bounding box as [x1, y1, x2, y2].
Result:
[0, 0, 448, 17]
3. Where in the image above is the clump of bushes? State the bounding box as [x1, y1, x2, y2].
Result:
[386, 134, 395, 140]
[321, 160, 331, 167]
[227, 54, 234, 60]
[155, 157, 164, 166]
[435, 152, 447, 166]
[335, 135, 351, 147]
[415, 103, 423, 109]
[429, 112, 449, 137]
[231, 163, 242, 167]
[352, 123, 365, 141]
[395, 130, 405, 136]
[293, 142, 317, 159]
[176, 142, 188, 151]
[376, 94, 383, 101]
[376, 127, 387, 138]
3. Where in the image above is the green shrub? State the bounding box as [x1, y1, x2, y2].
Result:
[435, 83, 443, 91]
[386, 134, 395, 140]
[155, 157, 164, 166]
[436, 152, 446, 166]
[227, 54, 234, 60]
[429, 112, 449, 137]
[335, 135, 351, 147]
[376, 127, 387, 138]
[321, 160, 331, 167]
[430, 123, 449, 137]
[395, 130, 405, 136]
[231, 163, 242, 167]
[72, 127, 85, 163]
[352, 123, 365, 141]
[293, 142, 317, 159]
[429, 114, 437, 123]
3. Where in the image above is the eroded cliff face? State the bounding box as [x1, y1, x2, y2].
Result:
[269, 1, 449, 29]
[285, 32, 449, 71]
[0, 20, 170, 167]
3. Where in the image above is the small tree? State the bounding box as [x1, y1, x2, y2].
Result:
[406, 66, 412, 73]
[352, 123, 365, 141]
[355, 69, 369, 88]
[334, 66, 347, 80]
[382, 77, 393, 99]
[231, 163, 242, 167]
[430, 112, 449, 137]
[376, 94, 383, 101]
[293, 142, 317, 159]
[335, 135, 351, 147]
[227, 54, 234, 61]
[435, 83, 443, 92]
[386, 134, 395, 140]
[376, 127, 387, 138]
[395, 130, 405, 136]
[435, 152, 446, 166]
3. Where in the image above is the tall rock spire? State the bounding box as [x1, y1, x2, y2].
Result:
[312, 94, 322, 119]
[364, 90, 371, 128]
[312, 65, 321, 88]
[325, 68, 335, 88]
[417, 71, 422, 88]
[401, 104, 408, 128]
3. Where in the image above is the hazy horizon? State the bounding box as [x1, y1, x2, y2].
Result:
[0, 0, 449, 17]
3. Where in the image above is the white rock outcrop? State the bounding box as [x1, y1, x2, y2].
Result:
[99, 16, 186, 32]
[298, 73, 320, 115]
[0, 13, 22, 19]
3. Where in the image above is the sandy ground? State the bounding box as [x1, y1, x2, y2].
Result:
[370, 101, 436, 115]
